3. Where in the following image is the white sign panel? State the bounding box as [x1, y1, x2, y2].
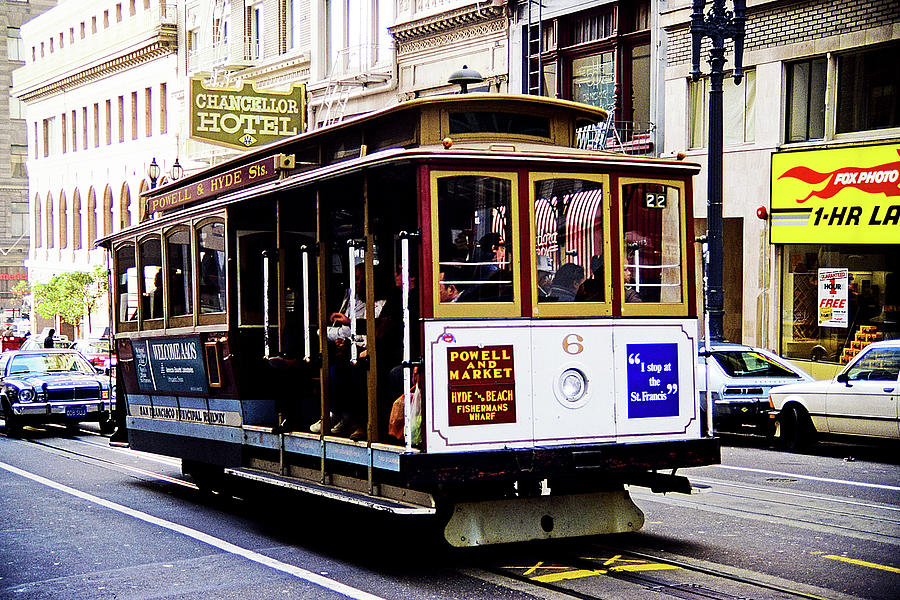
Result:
[818, 268, 849, 328]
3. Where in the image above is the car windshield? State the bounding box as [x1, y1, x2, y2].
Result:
[7, 352, 97, 375]
[711, 350, 799, 378]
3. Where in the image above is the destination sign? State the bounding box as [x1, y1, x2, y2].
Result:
[447, 345, 516, 426]
[146, 156, 280, 214]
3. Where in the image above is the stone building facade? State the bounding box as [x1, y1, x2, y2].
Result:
[0, 0, 55, 316]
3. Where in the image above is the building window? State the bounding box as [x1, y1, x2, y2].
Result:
[82, 107, 88, 149]
[131, 91, 138, 140]
[60, 112, 67, 153]
[786, 58, 826, 143]
[71, 110, 77, 152]
[836, 43, 900, 135]
[247, 3, 262, 60]
[116, 3, 122, 22]
[118, 95, 125, 142]
[81, 22, 86, 39]
[72, 191, 82, 250]
[9, 88, 25, 119]
[45, 195, 54, 248]
[105, 99, 112, 145]
[93, 103, 100, 147]
[34, 195, 41, 247]
[689, 69, 756, 148]
[104, 10, 110, 28]
[103, 186, 113, 236]
[525, 3, 651, 148]
[129, 0, 136, 17]
[10, 145, 27, 178]
[120, 185, 131, 229]
[780, 245, 899, 364]
[87, 188, 97, 247]
[167, 228, 193, 316]
[160, 83, 167, 134]
[58, 194, 67, 249]
[145, 87, 152, 137]
[11, 203, 27, 238]
[42, 117, 55, 157]
[6, 27, 23, 61]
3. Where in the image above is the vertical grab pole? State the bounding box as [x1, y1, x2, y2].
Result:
[401, 236, 412, 452]
[301, 245, 311, 361]
[262, 250, 272, 358]
[348, 242, 359, 364]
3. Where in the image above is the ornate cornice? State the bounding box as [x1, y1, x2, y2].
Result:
[394, 14, 506, 56]
[17, 32, 176, 103]
[390, 3, 506, 45]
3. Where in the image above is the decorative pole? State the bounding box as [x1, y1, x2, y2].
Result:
[690, 0, 745, 342]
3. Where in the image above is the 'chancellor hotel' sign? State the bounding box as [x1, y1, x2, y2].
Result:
[190, 78, 306, 149]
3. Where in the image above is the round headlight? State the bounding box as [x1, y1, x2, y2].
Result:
[559, 369, 587, 403]
[18, 389, 35, 403]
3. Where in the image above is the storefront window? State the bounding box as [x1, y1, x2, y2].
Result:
[780, 245, 899, 364]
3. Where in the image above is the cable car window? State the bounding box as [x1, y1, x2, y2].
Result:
[115, 243, 137, 323]
[166, 227, 193, 317]
[533, 178, 606, 303]
[448, 112, 550, 138]
[140, 237, 163, 320]
[198, 221, 226, 313]
[436, 175, 513, 304]
[621, 182, 683, 304]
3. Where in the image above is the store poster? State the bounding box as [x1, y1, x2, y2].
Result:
[817, 268, 849, 328]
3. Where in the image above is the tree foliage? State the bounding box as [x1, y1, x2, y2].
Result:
[32, 268, 108, 331]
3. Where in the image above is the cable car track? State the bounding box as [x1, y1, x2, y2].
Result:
[484, 545, 838, 600]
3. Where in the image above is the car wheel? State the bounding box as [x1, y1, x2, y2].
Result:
[780, 404, 815, 451]
[2, 399, 22, 438]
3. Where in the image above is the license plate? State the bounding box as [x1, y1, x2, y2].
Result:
[66, 406, 88, 418]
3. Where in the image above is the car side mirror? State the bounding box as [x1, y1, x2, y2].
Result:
[836, 372, 850, 385]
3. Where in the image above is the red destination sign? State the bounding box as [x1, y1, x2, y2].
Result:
[147, 156, 279, 214]
[447, 345, 516, 426]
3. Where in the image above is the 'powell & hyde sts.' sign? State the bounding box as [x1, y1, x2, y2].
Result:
[190, 78, 306, 149]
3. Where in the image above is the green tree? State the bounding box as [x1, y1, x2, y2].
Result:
[32, 267, 109, 336]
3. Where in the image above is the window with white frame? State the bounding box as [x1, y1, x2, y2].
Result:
[326, 0, 393, 75]
[689, 69, 756, 149]
[836, 42, 899, 135]
[786, 57, 826, 142]
[6, 27, 23, 61]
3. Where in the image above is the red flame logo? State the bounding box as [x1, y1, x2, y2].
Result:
[778, 150, 900, 204]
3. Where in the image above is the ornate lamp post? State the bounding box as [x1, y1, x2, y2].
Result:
[690, 0, 745, 343]
[147, 157, 160, 189]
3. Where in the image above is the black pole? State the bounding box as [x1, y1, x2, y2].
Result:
[691, 0, 745, 343]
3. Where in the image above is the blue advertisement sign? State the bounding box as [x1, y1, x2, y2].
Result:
[131, 336, 208, 394]
[626, 343, 679, 418]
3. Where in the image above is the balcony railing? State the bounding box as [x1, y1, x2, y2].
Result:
[577, 121, 656, 155]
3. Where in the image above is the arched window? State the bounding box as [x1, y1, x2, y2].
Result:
[45, 193, 54, 248]
[120, 183, 131, 229]
[72, 189, 82, 250]
[103, 185, 113, 236]
[138, 179, 150, 222]
[87, 187, 97, 246]
[34, 193, 42, 248]
[58, 190, 68, 249]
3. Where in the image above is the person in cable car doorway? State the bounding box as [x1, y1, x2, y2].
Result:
[312, 264, 385, 441]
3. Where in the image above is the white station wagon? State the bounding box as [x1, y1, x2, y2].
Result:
[769, 340, 900, 449]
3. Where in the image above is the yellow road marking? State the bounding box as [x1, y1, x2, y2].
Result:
[610, 564, 680, 572]
[825, 555, 900, 574]
[532, 569, 607, 583]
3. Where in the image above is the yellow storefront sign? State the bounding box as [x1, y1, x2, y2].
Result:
[770, 143, 900, 244]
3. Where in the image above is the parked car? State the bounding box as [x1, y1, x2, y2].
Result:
[697, 342, 813, 435]
[18, 336, 74, 350]
[0, 349, 116, 437]
[73, 338, 116, 374]
[769, 339, 900, 450]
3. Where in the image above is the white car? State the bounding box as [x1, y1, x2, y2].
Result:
[769, 339, 900, 450]
[697, 342, 813, 435]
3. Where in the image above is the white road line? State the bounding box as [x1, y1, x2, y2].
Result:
[713, 464, 900, 491]
[0, 460, 388, 600]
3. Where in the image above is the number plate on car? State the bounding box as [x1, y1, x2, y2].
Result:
[65, 406, 88, 418]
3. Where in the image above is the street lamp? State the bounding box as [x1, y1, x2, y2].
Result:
[448, 65, 483, 94]
[148, 158, 160, 189]
[171, 158, 183, 181]
[690, 0, 745, 343]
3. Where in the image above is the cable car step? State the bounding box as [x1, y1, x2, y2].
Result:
[223, 467, 436, 516]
